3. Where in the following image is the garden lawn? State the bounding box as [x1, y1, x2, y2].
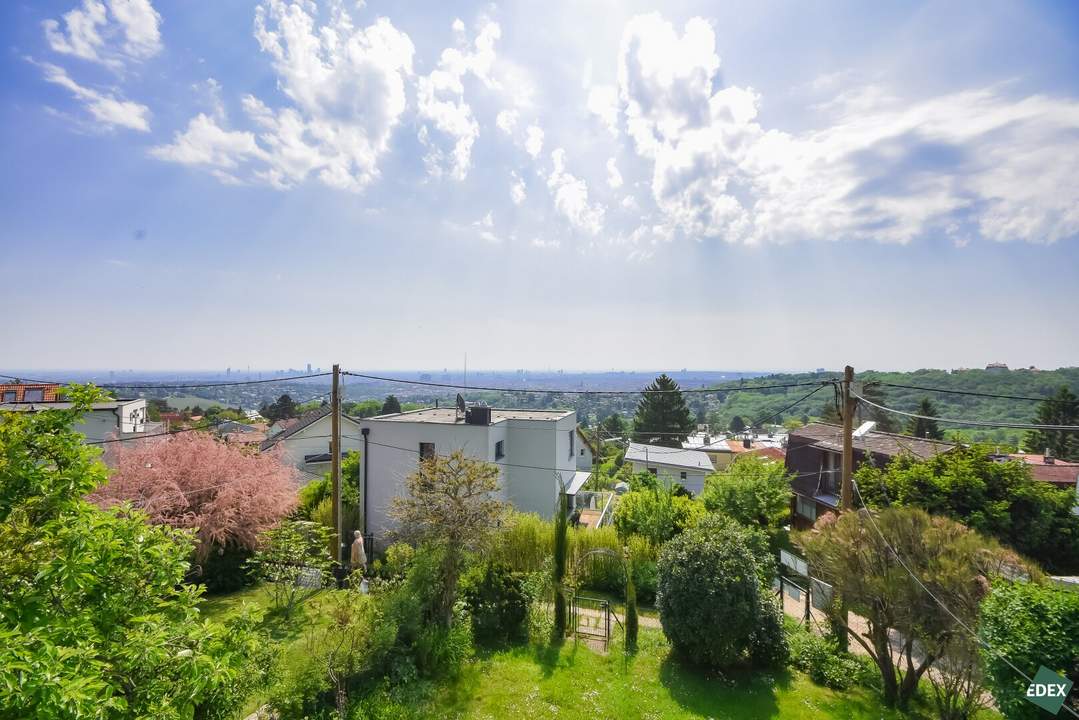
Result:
[199, 585, 979, 720]
[431, 629, 919, 720]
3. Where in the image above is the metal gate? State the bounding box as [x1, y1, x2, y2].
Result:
[570, 594, 612, 651]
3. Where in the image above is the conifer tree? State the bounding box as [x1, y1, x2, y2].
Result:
[632, 374, 694, 448]
[905, 397, 944, 440]
[1024, 385, 1079, 461]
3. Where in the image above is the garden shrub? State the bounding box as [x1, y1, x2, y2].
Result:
[268, 655, 335, 720]
[381, 542, 415, 578]
[656, 516, 784, 669]
[193, 543, 254, 594]
[787, 625, 875, 690]
[460, 561, 529, 645]
[413, 613, 474, 678]
[980, 579, 1079, 720]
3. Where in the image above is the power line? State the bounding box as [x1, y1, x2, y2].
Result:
[751, 385, 827, 427]
[0, 371, 333, 390]
[870, 380, 1079, 405]
[853, 393, 1079, 431]
[849, 479, 1079, 719]
[342, 370, 830, 396]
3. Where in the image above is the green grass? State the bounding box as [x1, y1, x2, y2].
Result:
[414, 629, 917, 720]
[200, 585, 991, 720]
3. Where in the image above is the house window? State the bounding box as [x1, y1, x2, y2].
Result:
[495, 440, 505, 459]
[419, 442, 435, 460]
[680, 471, 687, 481]
[796, 496, 817, 521]
[568, 430, 575, 459]
[23, 389, 44, 402]
[2, 391, 15, 402]
[648, 467, 658, 476]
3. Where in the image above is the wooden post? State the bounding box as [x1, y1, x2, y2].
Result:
[841, 365, 854, 511]
[331, 363, 342, 564]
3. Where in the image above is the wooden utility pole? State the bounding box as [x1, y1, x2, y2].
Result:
[840, 365, 855, 511]
[331, 363, 343, 563]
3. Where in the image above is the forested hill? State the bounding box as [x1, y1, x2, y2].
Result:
[706, 366, 1079, 448]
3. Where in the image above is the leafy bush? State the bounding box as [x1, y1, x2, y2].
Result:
[196, 608, 281, 720]
[788, 626, 875, 690]
[194, 543, 254, 594]
[380, 542, 415, 579]
[656, 516, 785, 669]
[246, 520, 334, 617]
[980, 579, 1079, 720]
[268, 655, 334, 720]
[613, 484, 704, 546]
[700, 455, 791, 543]
[490, 513, 659, 597]
[460, 561, 528, 645]
[414, 614, 474, 678]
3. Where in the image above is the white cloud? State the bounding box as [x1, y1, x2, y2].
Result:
[606, 157, 623, 188]
[154, 1, 415, 192]
[43, 0, 162, 68]
[41, 62, 149, 131]
[472, 210, 500, 243]
[611, 12, 1079, 245]
[496, 108, 518, 134]
[510, 172, 526, 204]
[547, 148, 604, 235]
[587, 84, 618, 135]
[531, 237, 561, 249]
[416, 19, 501, 180]
[150, 112, 262, 169]
[524, 124, 544, 158]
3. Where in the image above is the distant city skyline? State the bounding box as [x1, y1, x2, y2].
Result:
[2, 1, 1078, 370]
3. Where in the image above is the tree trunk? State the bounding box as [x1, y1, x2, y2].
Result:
[871, 626, 899, 706]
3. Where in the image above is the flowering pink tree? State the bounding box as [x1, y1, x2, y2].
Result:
[93, 433, 298, 562]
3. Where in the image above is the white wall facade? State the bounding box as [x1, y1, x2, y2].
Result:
[271, 414, 364, 481]
[356, 411, 577, 540]
[628, 459, 709, 496]
[575, 433, 594, 472]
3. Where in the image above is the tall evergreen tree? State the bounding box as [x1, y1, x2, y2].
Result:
[381, 394, 402, 415]
[857, 382, 899, 433]
[1024, 385, 1079, 461]
[632, 374, 695, 448]
[905, 397, 944, 440]
[729, 415, 746, 433]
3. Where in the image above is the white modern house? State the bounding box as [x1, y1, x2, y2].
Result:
[0, 396, 152, 443]
[624, 441, 715, 495]
[259, 406, 364, 481]
[355, 405, 579, 539]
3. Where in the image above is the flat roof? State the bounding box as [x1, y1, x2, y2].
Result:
[367, 407, 574, 424]
[1, 399, 142, 411]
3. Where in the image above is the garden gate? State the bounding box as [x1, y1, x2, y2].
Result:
[570, 593, 612, 651]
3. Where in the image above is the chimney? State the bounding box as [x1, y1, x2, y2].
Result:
[1045, 448, 1055, 465]
[743, 435, 751, 449]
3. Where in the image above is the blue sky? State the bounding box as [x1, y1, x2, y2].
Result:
[2, 0, 1078, 372]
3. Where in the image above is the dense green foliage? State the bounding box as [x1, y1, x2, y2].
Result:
[460, 562, 529, 646]
[381, 395, 402, 415]
[631, 374, 695, 448]
[979, 580, 1079, 720]
[246, 520, 335, 618]
[0, 386, 269, 719]
[656, 516, 786, 670]
[613, 483, 705, 546]
[700, 456, 791, 545]
[855, 445, 1079, 572]
[905, 397, 944, 439]
[787, 625, 876, 691]
[1024, 385, 1079, 461]
[798, 506, 1025, 709]
[259, 393, 298, 422]
[553, 489, 569, 638]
